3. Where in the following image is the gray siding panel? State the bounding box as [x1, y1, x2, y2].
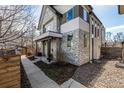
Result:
[74, 5, 80, 18]
[79, 5, 83, 19]
[60, 13, 66, 25]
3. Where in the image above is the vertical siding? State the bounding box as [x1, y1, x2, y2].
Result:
[74, 5, 80, 18]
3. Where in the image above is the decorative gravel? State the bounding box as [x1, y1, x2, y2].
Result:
[72, 60, 124, 88]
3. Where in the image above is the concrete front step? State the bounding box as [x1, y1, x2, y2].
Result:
[61, 78, 86, 88]
[116, 62, 124, 68]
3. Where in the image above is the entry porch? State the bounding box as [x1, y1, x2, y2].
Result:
[34, 31, 62, 63]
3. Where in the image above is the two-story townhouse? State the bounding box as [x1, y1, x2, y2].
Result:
[34, 5, 105, 66]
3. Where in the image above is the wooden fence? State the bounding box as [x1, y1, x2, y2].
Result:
[0, 55, 20, 88]
[101, 47, 122, 59]
[0, 49, 16, 57]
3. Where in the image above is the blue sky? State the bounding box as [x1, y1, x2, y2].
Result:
[92, 5, 124, 35]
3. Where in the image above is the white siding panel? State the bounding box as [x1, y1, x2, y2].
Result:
[60, 17, 89, 33]
[79, 17, 89, 32]
[61, 17, 80, 33]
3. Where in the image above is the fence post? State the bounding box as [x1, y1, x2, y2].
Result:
[122, 42, 124, 63]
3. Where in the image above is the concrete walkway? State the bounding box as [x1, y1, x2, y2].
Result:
[21, 55, 60, 88]
[21, 55, 86, 88]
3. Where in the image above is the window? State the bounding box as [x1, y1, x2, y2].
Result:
[84, 34, 87, 47]
[95, 27, 97, 37]
[92, 24, 94, 34]
[97, 28, 99, 37]
[43, 26, 46, 33]
[83, 9, 89, 22]
[67, 35, 73, 47]
[66, 9, 74, 21]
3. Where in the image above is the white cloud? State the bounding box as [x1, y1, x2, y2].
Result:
[106, 25, 124, 32]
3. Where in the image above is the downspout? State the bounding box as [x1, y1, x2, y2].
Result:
[89, 12, 92, 63]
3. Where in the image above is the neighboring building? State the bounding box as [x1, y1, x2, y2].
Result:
[118, 5, 124, 14]
[34, 5, 105, 66]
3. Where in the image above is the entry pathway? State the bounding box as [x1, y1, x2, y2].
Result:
[21, 55, 60, 88]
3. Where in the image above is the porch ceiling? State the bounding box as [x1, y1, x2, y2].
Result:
[34, 31, 62, 41]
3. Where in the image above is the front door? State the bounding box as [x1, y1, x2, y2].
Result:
[43, 41, 48, 57]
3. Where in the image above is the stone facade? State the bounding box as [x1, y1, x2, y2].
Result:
[60, 29, 90, 66]
[79, 29, 90, 65]
[60, 30, 80, 66]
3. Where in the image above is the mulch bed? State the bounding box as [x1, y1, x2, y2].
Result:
[34, 61, 78, 85]
[20, 63, 32, 88]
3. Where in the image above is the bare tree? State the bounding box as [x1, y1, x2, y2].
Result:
[0, 5, 36, 49]
[113, 32, 124, 43]
[106, 32, 112, 42]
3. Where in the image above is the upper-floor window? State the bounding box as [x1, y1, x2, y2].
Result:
[43, 26, 46, 33]
[95, 26, 97, 38]
[98, 28, 99, 37]
[83, 9, 89, 22]
[66, 9, 74, 21]
[92, 24, 94, 34]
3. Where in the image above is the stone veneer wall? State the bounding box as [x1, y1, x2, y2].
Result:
[60, 30, 80, 66]
[79, 29, 90, 65]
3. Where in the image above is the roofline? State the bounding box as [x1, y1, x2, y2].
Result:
[92, 12, 102, 25]
[91, 12, 105, 28]
[50, 5, 62, 16]
[37, 5, 62, 30]
[38, 5, 105, 29]
[37, 5, 45, 30]
[88, 5, 93, 10]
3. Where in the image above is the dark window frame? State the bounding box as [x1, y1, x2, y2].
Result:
[67, 34, 73, 47]
[84, 34, 87, 47]
[95, 26, 97, 38]
[82, 8, 89, 23]
[92, 24, 94, 34]
[98, 28, 99, 37]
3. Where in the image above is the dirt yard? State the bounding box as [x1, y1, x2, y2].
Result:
[72, 60, 124, 88]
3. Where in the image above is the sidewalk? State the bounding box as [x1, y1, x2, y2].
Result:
[21, 55, 86, 88]
[21, 55, 60, 88]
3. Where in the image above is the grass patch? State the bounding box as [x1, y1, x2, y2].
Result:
[34, 61, 78, 85]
